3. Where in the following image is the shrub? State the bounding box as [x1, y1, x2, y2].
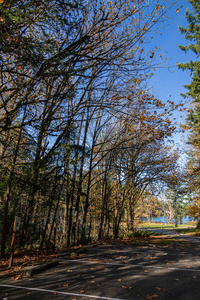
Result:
[134, 229, 154, 237]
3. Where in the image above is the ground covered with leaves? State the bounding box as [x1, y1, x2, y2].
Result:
[0, 234, 194, 281]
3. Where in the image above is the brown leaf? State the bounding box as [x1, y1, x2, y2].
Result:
[146, 294, 158, 299]
[14, 274, 22, 280]
[17, 65, 22, 70]
[63, 282, 70, 287]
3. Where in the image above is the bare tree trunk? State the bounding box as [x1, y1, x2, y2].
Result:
[1, 112, 25, 257]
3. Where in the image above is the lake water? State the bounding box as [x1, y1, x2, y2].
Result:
[141, 216, 194, 224]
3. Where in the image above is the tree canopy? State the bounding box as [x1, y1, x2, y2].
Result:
[0, 0, 183, 257]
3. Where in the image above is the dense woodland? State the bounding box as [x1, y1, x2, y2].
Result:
[0, 0, 199, 258]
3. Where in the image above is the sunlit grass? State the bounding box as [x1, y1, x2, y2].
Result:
[138, 221, 196, 230]
[175, 228, 200, 235]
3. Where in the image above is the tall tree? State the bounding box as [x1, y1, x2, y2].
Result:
[178, 1, 200, 227]
[0, 0, 181, 253]
[178, 0, 200, 168]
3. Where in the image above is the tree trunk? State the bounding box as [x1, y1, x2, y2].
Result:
[196, 220, 200, 229]
[39, 197, 53, 250]
[1, 194, 8, 258]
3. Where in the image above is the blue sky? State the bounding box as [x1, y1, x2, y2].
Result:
[147, 0, 195, 153]
[148, 0, 193, 101]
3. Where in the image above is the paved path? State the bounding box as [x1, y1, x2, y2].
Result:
[1, 240, 200, 299]
[140, 227, 200, 244]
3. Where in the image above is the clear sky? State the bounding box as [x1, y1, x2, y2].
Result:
[147, 0, 195, 155]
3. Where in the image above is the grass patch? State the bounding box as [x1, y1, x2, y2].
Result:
[175, 228, 200, 235]
[139, 221, 196, 230]
[141, 224, 175, 229]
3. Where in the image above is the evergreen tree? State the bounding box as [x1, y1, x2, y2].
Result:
[178, 0, 200, 153]
[179, 1, 200, 227]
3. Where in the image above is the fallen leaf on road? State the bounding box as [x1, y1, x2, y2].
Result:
[14, 274, 22, 280]
[146, 294, 158, 299]
[63, 282, 70, 287]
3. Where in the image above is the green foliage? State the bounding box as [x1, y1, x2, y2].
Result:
[0, 182, 7, 196]
[178, 0, 200, 150]
[133, 229, 158, 237]
[79, 236, 92, 245]
[121, 231, 135, 239]
[120, 228, 159, 238]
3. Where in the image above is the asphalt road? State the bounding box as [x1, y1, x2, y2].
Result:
[140, 227, 200, 244]
[1, 237, 200, 300]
